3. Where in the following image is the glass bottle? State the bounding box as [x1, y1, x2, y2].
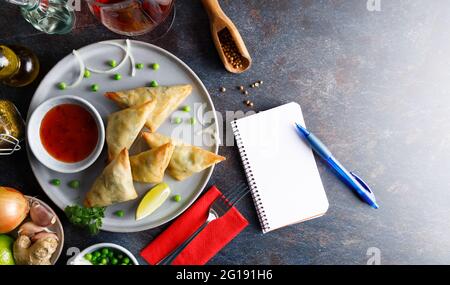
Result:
[0, 45, 40, 87]
[6, 0, 75, 35]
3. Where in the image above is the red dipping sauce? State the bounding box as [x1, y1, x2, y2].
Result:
[40, 104, 98, 163]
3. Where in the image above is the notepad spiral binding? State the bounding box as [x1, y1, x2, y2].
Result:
[231, 120, 270, 232]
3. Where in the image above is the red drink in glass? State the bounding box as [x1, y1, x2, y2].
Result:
[87, 0, 174, 36]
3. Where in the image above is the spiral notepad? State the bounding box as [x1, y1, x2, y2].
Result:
[231, 102, 329, 233]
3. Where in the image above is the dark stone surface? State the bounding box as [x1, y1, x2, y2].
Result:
[1, 0, 450, 265]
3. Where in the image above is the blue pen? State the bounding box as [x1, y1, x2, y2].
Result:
[295, 123, 379, 209]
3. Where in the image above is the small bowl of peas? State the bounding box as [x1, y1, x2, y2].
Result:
[71, 243, 139, 265]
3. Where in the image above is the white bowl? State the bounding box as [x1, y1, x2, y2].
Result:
[27, 95, 105, 173]
[70, 243, 139, 265]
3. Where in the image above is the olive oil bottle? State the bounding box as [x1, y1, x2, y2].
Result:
[0, 45, 39, 87]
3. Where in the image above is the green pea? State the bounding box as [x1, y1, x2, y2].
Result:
[113, 73, 121, 80]
[50, 179, 61, 186]
[135, 63, 144, 69]
[84, 70, 91, 78]
[122, 257, 130, 264]
[108, 251, 114, 258]
[117, 254, 124, 260]
[181, 105, 191, 112]
[111, 258, 118, 265]
[189, 117, 196, 125]
[58, 82, 67, 90]
[100, 258, 107, 265]
[91, 84, 99, 92]
[93, 251, 101, 258]
[68, 180, 80, 189]
[84, 253, 92, 261]
[101, 248, 109, 255]
[150, 80, 158, 87]
[173, 117, 182, 124]
[173, 194, 182, 202]
[109, 60, 117, 67]
[114, 210, 125, 217]
[151, 63, 160, 70]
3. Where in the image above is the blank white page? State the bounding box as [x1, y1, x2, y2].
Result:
[233, 102, 329, 233]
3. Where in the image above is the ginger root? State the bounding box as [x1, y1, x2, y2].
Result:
[13, 234, 58, 265]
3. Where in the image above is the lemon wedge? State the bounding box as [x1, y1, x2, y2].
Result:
[136, 182, 171, 220]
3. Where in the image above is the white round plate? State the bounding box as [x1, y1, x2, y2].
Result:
[26, 40, 219, 232]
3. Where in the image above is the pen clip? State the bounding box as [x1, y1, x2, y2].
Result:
[350, 171, 374, 195]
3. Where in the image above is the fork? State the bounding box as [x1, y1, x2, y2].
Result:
[157, 182, 250, 265]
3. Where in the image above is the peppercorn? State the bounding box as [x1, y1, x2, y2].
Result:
[219, 28, 246, 70]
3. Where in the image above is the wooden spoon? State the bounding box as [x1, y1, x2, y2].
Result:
[201, 0, 252, 73]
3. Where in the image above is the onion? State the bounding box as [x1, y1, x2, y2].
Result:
[0, 187, 29, 233]
[30, 201, 56, 227]
[65, 50, 86, 89]
[85, 41, 130, 74]
[126, 39, 136, 77]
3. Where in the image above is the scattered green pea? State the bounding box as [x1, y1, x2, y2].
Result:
[50, 179, 61, 186]
[189, 117, 196, 125]
[151, 63, 160, 70]
[117, 254, 124, 260]
[84, 70, 91, 78]
[113, 73, 122, 80]
[68, 180, 80, 189]
[58, 82, 67, 90]
[84, 253, 92, 261]
[109, 60, 117, 67]
[111, 258, 118, 265]
[114, 210, 125, 217]
[173, 194, 182, 202]
[91, 84, 99, 92]
[173, 117, 182, 124]
[93, 251, 101, 258]
[150, 80, 158, 87]
[100, 258, 107, 265]
[135, 63, 144, 69]
[181, 105, 191, 112]
[101, 248, 109, 255]
[122, 257, 130, 264]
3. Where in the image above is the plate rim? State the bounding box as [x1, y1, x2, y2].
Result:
[26, 39, 219, 233]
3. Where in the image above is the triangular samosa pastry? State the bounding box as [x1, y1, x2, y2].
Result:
[142, 132, 225, 181]
[129, 142, 175, 183]
[106, 100, 156, 161]
[84, 148, 138, 207]
[105, 85, 193, 132]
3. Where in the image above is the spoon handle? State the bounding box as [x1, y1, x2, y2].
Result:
[201, 0, 226, 20]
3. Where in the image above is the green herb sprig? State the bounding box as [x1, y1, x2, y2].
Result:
[65, 205, 105, 235]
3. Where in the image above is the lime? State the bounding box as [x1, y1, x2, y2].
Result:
[136, 183, 171, 220]
[0, 234, 15, 265]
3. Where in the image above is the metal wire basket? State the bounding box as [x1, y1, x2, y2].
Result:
[0, 132, 21, 155]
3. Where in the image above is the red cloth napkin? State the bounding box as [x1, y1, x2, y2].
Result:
[141, 186, 249, 265]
